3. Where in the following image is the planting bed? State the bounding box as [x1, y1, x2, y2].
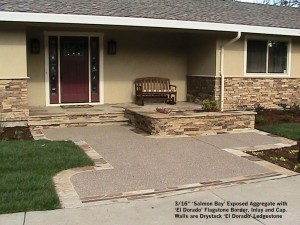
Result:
[247, 142, 300, 173]
[0, 126, 33, 140]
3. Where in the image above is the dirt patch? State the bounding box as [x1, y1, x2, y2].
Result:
[256, 110, 300, 125]
[247, 142, 300, 173]
[0, 126, 33, 140]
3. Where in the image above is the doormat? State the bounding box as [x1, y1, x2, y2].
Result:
[61, 105, 93, 109]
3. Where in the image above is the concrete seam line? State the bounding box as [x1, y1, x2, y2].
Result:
[210, 190, 266, 225]
[23, 211, 26, 225]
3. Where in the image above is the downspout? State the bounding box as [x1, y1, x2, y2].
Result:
[220, 32, 241, 111]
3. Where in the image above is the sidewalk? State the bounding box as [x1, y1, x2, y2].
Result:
[2, 175, 299, 225]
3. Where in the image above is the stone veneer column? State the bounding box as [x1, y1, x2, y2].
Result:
[223, 78, 300, 110]
[187, 76, 221, 104]
[0, 79, 29, 125]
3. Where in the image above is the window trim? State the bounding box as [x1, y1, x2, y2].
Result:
[244, 36, 292, 77]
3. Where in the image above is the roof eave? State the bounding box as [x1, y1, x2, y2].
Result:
[0, 11, 299, 36]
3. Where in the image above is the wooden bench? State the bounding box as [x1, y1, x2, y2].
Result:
[134, 77, 177, 106]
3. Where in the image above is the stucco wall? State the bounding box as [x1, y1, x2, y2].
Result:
[291, 38, 300, 78]
[27, 29, 46, 107]
[0, 24, 27, 78]
[27, 27, 188, 106]
[217, 36, 300, 78]
[104, 30, 187, 104]
[187, 35, 216, 76]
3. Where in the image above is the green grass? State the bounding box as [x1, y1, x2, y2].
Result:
[257, 123, 300, 141]
[0, 140, 94, 214]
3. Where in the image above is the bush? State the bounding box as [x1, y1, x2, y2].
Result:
[156, 107, 171, 114]
[291, 103, 300, 115]
[254, 102, 265, 112]
[282, 114, 293, 122]
[255, 115, 265, 124]
[202, 99, 220, 112]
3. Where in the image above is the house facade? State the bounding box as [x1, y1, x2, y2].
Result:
[0, 0, 300, 124]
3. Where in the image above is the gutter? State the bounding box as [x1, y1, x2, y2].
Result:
[220, 32, 242, 112]
[0, 11, 300, 37]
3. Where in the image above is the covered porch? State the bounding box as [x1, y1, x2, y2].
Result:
[26, 23, 223, 108]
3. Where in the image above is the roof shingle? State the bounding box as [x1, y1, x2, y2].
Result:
[0, 0, 299, 29]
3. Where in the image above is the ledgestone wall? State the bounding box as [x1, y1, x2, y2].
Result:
[186, 76, 220, 104]
[224, 78, 300, 110]
[0, 79, 29, 124]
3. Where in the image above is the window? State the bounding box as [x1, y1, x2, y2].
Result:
[246, 39, 288, 74]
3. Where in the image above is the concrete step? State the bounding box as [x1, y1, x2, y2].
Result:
[28, 113, 129, 128]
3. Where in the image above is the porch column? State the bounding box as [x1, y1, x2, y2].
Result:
[0, 25, 29, 126]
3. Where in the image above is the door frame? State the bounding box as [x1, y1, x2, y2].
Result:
[44, 31, 104, 106]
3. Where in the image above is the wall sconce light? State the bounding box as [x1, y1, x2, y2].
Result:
[107, 40, 117, 55]
[30, 38, 40, 54]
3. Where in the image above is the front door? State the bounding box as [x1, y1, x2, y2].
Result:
[60, 36, 89, 103]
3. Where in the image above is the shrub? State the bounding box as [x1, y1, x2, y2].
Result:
[255, 115, 265, 124]
[282, 114, 293, 122]
[0, 113, 5, 135]
[278, 103, 288, 111]
[156, 107, 171, 114]
[254, 102, 265, 112]
[202, 99, 220, 112]
[291, 103, 300, 115]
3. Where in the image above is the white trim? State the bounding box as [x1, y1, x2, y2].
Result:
[99, 37, 104, 104]
[244, 36, 292, 77]
[44, 31, 104, 106]
[1, 11, 300, 37]
[44, 35, 50, 106]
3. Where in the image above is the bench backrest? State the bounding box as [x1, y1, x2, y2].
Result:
[135, 77, 170, 91]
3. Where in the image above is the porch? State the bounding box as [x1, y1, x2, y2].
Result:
[28, 102, 202, 128]
[29, 102, 256, 136]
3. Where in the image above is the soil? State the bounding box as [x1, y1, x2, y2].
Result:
[256, 110, 300, 125]
[247, 142, 300, 173]
[0, 126, 33, 141]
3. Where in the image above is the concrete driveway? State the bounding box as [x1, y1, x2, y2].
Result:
[42, 125, 290, 200]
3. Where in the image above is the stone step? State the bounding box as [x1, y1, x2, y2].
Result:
[28, 113, 129, 128]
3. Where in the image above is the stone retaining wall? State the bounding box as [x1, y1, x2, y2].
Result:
[126, 109, 255, 136]
[224, 78, 300, 110]
[0, 79, 29, 124]
[187, 76, 220, 104]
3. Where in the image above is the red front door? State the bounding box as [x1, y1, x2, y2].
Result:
[60, 36, 89, 103]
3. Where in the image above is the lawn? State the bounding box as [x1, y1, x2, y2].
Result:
[0, 140, 94, 214]
[257, 123, 300, 141]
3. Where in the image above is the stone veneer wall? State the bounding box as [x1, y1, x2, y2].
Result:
[0, 79, 29, 123]
[187, 76, 220, 104]
[126, 110, 255, 136]
[224, 78, 300, 110]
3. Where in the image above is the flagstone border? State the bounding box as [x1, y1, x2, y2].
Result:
[31, 127, 298, 208]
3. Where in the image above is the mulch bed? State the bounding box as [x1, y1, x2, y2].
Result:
[247, 142, 300, 173]
[256, 110, 300, 124]
[0, 126, 33, 141]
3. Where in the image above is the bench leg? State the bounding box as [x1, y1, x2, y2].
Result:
[136, 95, 144, 106]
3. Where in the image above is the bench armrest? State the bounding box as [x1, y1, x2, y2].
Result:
[169, 84, 177, 90]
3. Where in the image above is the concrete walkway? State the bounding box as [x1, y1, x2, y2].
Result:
[40, 126, 296, 201]
[42, 126, 292, 199]
[2, 175, 299, 225]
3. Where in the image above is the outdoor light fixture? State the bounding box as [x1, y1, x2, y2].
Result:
[107, 40, 117, 55]
[30, 38, 40, 54]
